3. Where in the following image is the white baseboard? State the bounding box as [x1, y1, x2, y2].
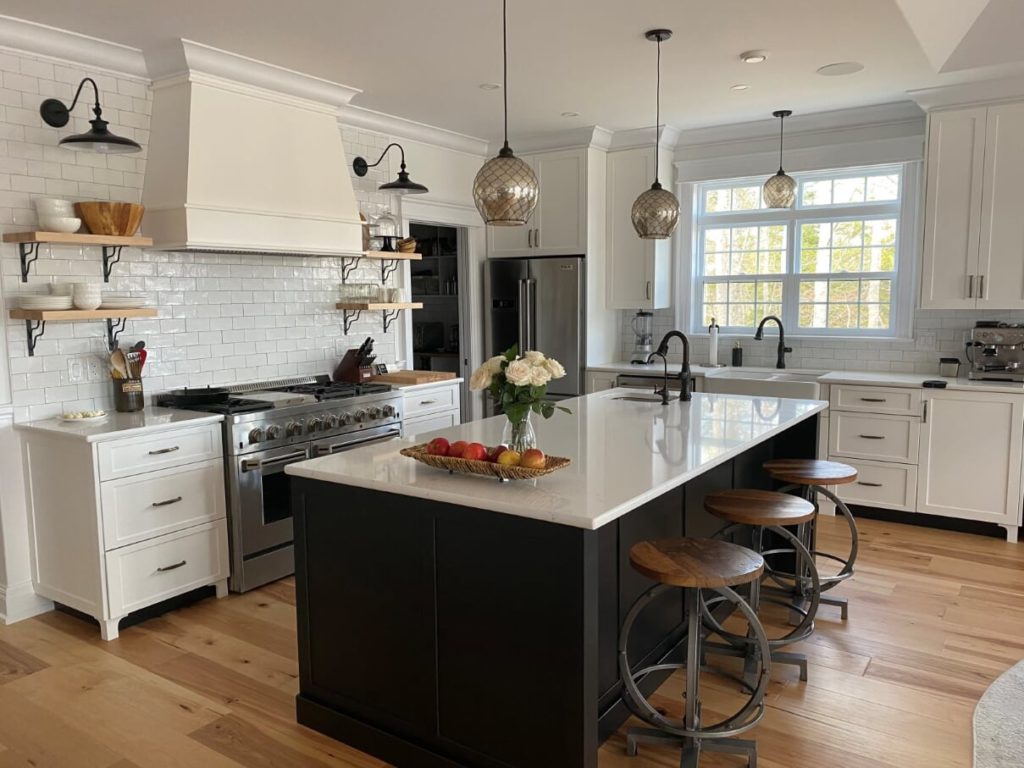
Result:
[0, 581, 52, 624]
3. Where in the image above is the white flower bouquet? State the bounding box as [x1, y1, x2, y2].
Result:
[469, 345, 571, 426]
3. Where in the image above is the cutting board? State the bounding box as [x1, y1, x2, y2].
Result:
[372, 370, 457, 385]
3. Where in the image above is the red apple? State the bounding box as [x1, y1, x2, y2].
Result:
[462, 442, 488, 462]
[519, 448, 546, 469]
[447, 440, 469, 458]
[426, 437, 450, 456]
[487, 445, 508, 463]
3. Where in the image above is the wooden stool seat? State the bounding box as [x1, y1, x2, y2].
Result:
[704, 489, 816, 527]
[629, 537, 764, 589]
[763, 458, 858, 486]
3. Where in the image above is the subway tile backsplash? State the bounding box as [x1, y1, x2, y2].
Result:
[0, 49, 406, 422]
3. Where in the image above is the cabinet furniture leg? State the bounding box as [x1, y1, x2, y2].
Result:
[215, 579, 228, 598]
[1001, 524, 1019, 544]
[100, 618, 121, 641]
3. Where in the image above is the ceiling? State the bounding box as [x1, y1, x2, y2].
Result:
[4, 0, 1024, 141]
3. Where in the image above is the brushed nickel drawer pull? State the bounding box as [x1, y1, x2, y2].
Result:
[156, 560, 187, 572]
[859, 397, 887, 402]
[148, 446, 180, 455]
[151, 496, 183, 507]
[858, 434, 886, 440]
[857, 481, 883, 487]
[420, 399, 438, 405]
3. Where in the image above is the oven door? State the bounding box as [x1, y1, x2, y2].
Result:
[311, 424, 402, 457]
[236, 444, 310, 557]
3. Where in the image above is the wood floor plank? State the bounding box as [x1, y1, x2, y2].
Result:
[0, 637, 48, 685]
[191, 715, 335, 768]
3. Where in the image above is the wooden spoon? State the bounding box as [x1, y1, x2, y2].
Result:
[110, 348, 128, 380]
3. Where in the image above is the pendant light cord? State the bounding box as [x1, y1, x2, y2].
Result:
[654, 35, 661, 185]
[778, 113, 785, 172]
[502, 0, 509, 151]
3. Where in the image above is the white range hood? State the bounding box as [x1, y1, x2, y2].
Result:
[142, 41, 364, 255]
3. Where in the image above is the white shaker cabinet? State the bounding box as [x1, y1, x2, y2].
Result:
[606, 147, 672, 310]
[921, 103, 1024, 309]
[401, 381, 463, 437]
[487, 148, 588, 258]
[917, 389, 1024, 539]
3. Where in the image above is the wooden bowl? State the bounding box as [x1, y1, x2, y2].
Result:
[74, 202, 144, 237]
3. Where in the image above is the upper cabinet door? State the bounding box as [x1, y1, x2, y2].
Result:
[531, 150, 587, 255]
[920, 108, 988, 309]
[606, 148, 671, 310]
[977, 103, 1024, 310]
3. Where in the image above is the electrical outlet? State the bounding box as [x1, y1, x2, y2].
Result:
[67, 358, 84, 384]
[917, 331, 936, 351]
[85, 358, 104, 382]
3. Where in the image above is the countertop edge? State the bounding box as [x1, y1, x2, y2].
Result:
[15, 411, 224, 442]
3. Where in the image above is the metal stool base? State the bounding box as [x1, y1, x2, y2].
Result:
[626, 727, 757, 767]
[704, 640, 808, 683]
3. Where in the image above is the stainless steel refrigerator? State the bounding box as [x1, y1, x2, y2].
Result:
[485, 256, 585, 402]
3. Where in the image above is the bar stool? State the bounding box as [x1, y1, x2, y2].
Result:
[620, 537, 770, 768]
[763, 459, 859, 620]
[701, 489, 820, 683]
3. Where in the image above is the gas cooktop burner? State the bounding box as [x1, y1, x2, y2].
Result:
[181, 398, 274, 415]
[976, 321, 1024, 329]
[271, 382, 393, 401]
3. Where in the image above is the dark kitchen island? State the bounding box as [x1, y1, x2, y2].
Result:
[286, 389, 826, 768]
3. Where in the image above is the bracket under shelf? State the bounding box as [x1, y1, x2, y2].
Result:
[102, 246, 125, 282]
[19, 243, 41, 283]
[23, 319, 45, 356]
[106, 317, 129, 351]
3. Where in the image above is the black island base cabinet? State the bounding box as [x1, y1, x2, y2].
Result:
[292, 418, 816, 768]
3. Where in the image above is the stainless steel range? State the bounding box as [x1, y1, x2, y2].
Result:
[157, 376, 403, 592]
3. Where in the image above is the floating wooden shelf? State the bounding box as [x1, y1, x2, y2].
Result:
[8, 308, 157, 357]
[3, 231, 154, 283]
[335, 302, 423, 311]
[335, 302, 423, 334]
[360, 250, 422, 260]
[341, 251, 421, 283]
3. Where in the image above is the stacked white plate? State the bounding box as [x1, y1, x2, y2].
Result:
[100, 293, 149, 310]
[19, 295, 74, 311]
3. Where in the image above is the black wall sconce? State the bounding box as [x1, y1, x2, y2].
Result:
[352, 143, 428, 195]
[39, 77, 142, 154]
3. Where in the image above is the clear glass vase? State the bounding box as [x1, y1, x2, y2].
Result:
[502, 412, 537, 453]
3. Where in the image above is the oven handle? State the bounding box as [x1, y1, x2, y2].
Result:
[314, 428, 402, 456]
[241, 450, 309, 472]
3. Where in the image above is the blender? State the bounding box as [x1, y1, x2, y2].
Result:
[630, 310, 654, 363]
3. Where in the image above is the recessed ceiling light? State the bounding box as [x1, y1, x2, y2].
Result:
[479, 82, 502, 90]
[740, 50, 767, 64]
[561, 111, 580, 118]
[730, 84, 750, 92]
[817, 61, 865, 77]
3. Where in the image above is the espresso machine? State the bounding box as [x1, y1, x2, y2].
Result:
[967, 321, 1024, 381]
[631, 310, 654, 363]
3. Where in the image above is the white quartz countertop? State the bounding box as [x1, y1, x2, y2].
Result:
[816, 370, 1024, 394]
[286, 389, 827, 530]
[386, 377, 463, 392]
[16, 408, 223, 442]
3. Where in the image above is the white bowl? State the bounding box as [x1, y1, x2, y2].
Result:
[72, 294, 102, 310]
[39, 216, 81, 233]
[34, 198, 74, 216]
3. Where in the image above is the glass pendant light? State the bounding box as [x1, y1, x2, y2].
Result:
[763, 110, 796, 208]
[472, 0, 539, 226]
[632, 29, 680, 240]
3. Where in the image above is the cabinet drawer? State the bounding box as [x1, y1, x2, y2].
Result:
[830, 385, 922, 416]
[105, 520, 228, 617]
[829, 412, 920, 464]
[100, 460, 226, 550]
[831, 458, 917, 512]
[405, 411, 460, 437]
[98, 424, 222, 480]
[404, 384, 459, 418]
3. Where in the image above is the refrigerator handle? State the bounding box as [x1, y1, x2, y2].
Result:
[518, 279, 528, 354]
[526, 278, 537, 351]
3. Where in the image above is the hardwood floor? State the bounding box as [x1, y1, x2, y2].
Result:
[0, 515, 1020, 767]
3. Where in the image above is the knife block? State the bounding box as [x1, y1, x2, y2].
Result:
[333, 350, 374, 383]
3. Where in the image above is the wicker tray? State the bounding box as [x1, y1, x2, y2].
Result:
[400, 444, 571, 482]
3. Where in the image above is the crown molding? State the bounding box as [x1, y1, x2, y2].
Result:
[495, 125, 616, 155]
[338, 103, 488, 157]
[606, 124, 681, 152]
[907, 73, 1024, 111]
[145, 39, 361, 108]
[0, 14, 148, 79]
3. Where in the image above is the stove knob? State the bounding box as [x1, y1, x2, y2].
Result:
[354, 409, 368, 423]
[286, 422, 303, 437]
[324, 414, 339, 429]
[248, 427, 265, 444]
[368, 407, 382, 420]
[266, 424, 283, 440]
[339, 413, 354, 426]
[307, 417, 322, 433]
[382, 405, 396, 418]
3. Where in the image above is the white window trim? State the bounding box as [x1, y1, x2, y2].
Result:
[675, 161, 921, 341]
